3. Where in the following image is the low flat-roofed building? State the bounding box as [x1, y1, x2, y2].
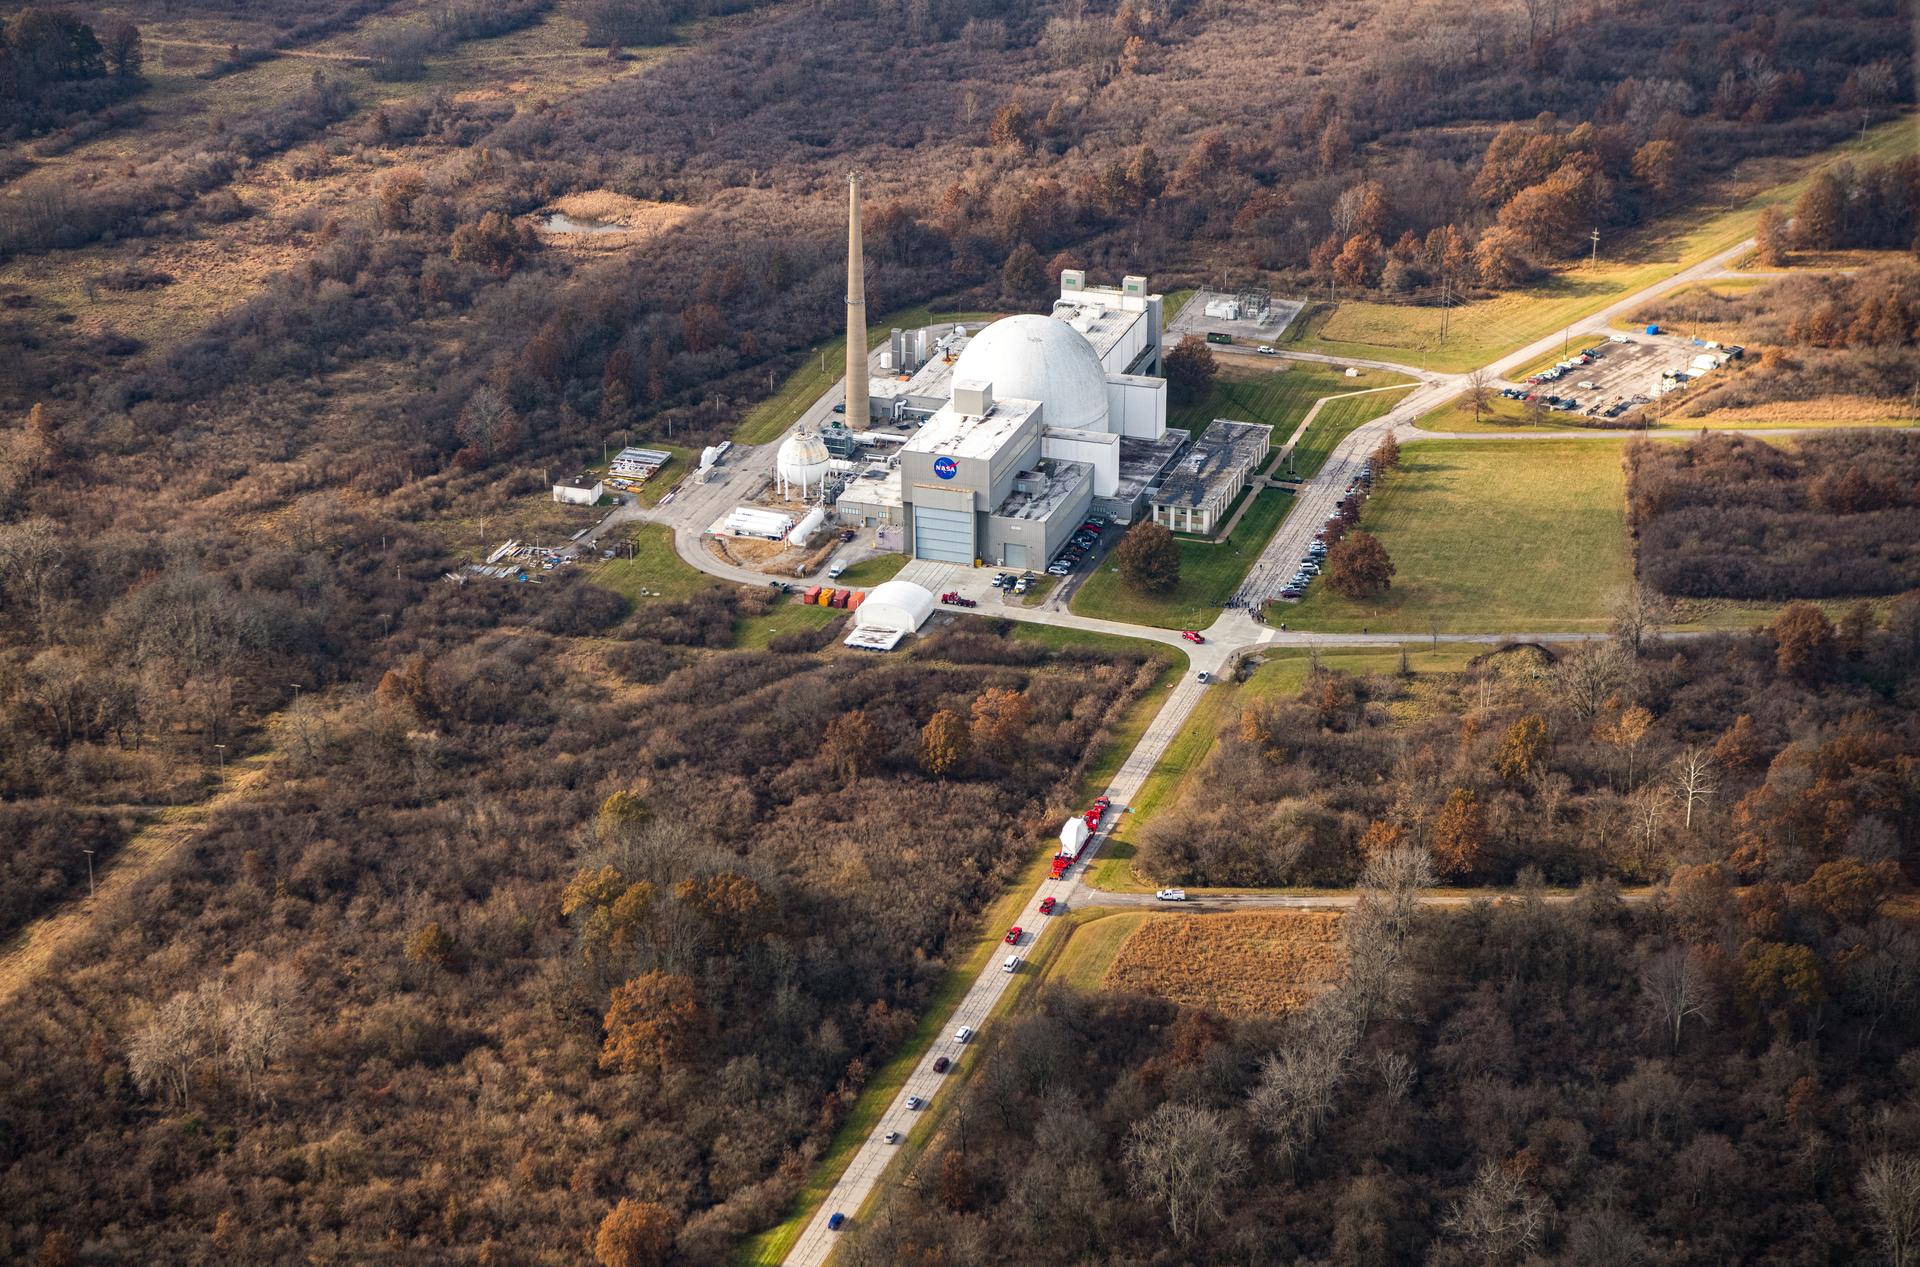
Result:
[552, 475, 604, 506]
[1148, 419, 1273, 536]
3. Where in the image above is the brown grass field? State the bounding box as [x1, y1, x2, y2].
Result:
[1102, 912, 1345, 1015]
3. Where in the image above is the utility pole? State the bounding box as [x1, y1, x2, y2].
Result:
[82, 849, 95, 902]
[214, 743, 226, 774]
[1590, 228, 1600, 267]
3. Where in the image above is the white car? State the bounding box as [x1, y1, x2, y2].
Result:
[906, 1095, 924, 1110]
[1155, 888, 1187, 902]
[1577, 380, 1597, 390]
[954, 1025, 973, 1043]
[1256, 345, 1278, 355]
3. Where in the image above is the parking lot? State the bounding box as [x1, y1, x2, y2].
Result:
[1500, 331, 1743, 420]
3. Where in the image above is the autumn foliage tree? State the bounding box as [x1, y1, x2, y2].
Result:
[1161, 335, 1216, 406]
[1771, 602, 1836, 681]
[970, 687, 1030, 751]
[599, 971, 708, 1075]
[594, 1199, 675, 1267]
[1496, 715, 1548, 785]
[821, 708, 876, 782]
[1115, 520, 1181, 593]
[1325, 530, 1394, 598]
[1431, 787, 1486, 876]
[918, 708, 971, 778]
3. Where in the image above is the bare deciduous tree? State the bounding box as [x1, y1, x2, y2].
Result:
[1862, 1152, 1920, 1267]
[1610, 583, 1674, 656]
[1551, 640, 1629, 722]
[1639, 945, 1712, 1052]
[1124, 1101, 1247, 1240]
[1465, 367, 1494, 422]
[1671, 746, 1719, 829]
[1443, 1160, 1549, 1264]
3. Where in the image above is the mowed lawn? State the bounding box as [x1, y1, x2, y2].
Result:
[1287, 439, 1632, 633]
[1290, 386, 1416, 476]
[1072, 489, 1294, 629]
[1173, 362, 1413, 461]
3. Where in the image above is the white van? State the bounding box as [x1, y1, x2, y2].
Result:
[954, 1025, 973, 1043]
[1002, 954, 1020, 973]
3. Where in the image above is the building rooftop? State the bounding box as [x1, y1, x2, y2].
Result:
[867, 326, 971, 410]
[556, 475, 601, 490]
[992, 459, 1092, 523]
[1050, 299, 1148, 364]
[1112, 430, 1191, 506]
[1152, 420, 1273, 510]
[835, 464, 903, 511]
[903, 397, 1043, 462]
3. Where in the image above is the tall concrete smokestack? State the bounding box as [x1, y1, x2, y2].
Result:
[844, 171, 869, 431]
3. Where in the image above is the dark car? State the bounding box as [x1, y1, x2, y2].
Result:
[1280, 588, 1302, 599]
[933, 1056, 950, 1073]
[829, 1213, 846, 1231]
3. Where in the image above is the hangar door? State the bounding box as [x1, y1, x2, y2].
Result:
[913, 505, 974, 564]
[1002, 543, 1031, 569]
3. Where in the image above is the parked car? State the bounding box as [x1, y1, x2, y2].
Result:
[827, 563, 845, 579]
[1280, 588, 1302, 599]
[1197, 671, 1212, 684]
[1156, 888, 1188, 902]
[1256, 344, 1278, 355]
[932, 1056, 950, 1073]
[1182, 630, 1205, 644]
[1005, 926, 1023, 944]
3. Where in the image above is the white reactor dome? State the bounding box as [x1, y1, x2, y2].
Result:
[776, 429, 832, 494]
[951, 314, 1110, 432]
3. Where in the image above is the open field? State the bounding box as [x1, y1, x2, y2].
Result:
[1174, 361, 1414, 450]
[1289, 439, 1631, 633]
[1088, 644, 1486, 891]
[832, 553, 908, 586]
[1278, 115, 1918, 373]
[1071, 489, 1294, 629]
[1103, 912, 1344, 1015]
[733, 600, 842, 650]
[588, 524, 715, 604]
[733, 306, 1002, 445]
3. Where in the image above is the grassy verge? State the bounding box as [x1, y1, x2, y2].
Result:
[1278, 115, 1917, 373]
[1287, 439, 1631, 634]
[1071, 490, 1294, 629]
[1413, 393, 1558, 433]
[832, 553, 908, 587]
[733, 601, 840, 650]
[1289, 387, 1417, 477]
[1034, 910, 1149, 991]
[733, 306, 1002, 446]
[588, 524, 715, 605]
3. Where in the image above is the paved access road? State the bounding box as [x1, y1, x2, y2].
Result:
[781, 667, 1220, 1265]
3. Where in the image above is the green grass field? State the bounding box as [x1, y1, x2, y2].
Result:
[832, 553, 908, 586]
[1414, 393, 1555, 433]
[588, 525, 714, 605]
[1036, 911, 1150, 991]
[1174, 363, 1414, 459]
[733, 306, 1001, 446]
[1290, 387, 1418, 476]
[1071, 489, 1294, 629]
[732, 601, 841, 649]
[1287, 439, 1632, 634]
[1280, 115, 1918, 373]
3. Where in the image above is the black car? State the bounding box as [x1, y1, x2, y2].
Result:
[933, 1056, 950, 1073]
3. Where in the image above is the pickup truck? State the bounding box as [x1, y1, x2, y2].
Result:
[1155, 888, 1187, 902]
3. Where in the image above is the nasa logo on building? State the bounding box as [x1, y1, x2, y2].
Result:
[933, 456, 958, 480]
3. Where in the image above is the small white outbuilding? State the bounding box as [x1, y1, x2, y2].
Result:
[553, 475, 604, 505]
[852, 580, 936, 636]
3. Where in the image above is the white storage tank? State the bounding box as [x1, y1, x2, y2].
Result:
[787, 505, 827, 546]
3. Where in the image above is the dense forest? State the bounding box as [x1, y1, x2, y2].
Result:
[1627, 431, 1920, 600]
[1141, 609, 1920, 891]
[843, 845, 1920, 1266]
[0, 619, 1167, 1263]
